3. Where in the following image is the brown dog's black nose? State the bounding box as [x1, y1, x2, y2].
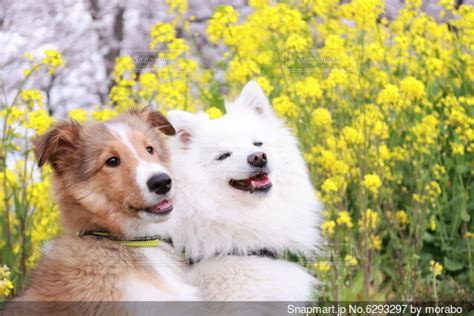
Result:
[147, 173, 172, 195]
[247, 151, 267, 168]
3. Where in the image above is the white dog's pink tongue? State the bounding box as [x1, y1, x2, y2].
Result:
[152, 200, 172, 213]
[250, 174, 271, 189]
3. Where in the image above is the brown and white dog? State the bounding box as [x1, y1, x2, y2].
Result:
[14, 109, 198, 310]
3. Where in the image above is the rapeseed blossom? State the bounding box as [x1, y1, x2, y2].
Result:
[41, 49, 65, 74]
[24, 110, 54, 135]
[322, 220, 336, 237]
[395, 210, 409, 226]
[0, 265, 13, 297]
[430, 260, 443, 277]
[344, 255, 358, 266]
[206, 107, 223, 119]
[363, 174, 382, 195]
[312, 108, 332, 128]
[359, 209, 380, 231]
[273, 95, 298, 118]
[313, 262, 331, 272]
[336, 211, 353, 228]
[68, 109, 89, 123]
[2, 0, 472, 301]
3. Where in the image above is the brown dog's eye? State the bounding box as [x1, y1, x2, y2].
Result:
[146, 146, 154, 154]
[106, 157, 120, 167]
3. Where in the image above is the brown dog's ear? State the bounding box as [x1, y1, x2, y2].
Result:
[147, 111, 176, 136]
[32, 121, 82, 170]
[128, 108, 176, 136]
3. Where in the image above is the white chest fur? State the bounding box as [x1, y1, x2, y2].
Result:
[187, 256, 317, 301]
[121, 247, 199, 301]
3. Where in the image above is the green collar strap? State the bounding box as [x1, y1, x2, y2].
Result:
[79, 230, 164, 248]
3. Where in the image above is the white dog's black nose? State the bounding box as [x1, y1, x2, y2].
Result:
[147, 173, 172, 195]
[247, 151, 267, 168]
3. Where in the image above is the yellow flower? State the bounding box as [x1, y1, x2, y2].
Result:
[400, 76, 425, 100]
[20, 89, 43, 108]
[367, 42, 384, 62]
[321, 178, 338, 193]
[313, 262, 331, 272]
[429, 260, 443, 277]
[0, 265, 13, 297]
[249, 0, 268, 9]
[410, 114, 439, 152]
[352, 104, 389, 141]
[359, 208, 380, 230]
[363, 174, 382, 195]
[432, 164, 446, 179]
[0, 265, 11, 279]
[206, 107, 223, 119]
[227, 59, 260, 84]
[450, 142, 465, 155]
[207, 6, 239, 43]
[285, 34, 309, 50]
[336, 211, 353, 228]
[377, 84, 400, 105]
[0, 170, 17, 187]
[322, 220, 336, 236]
[429, 216, 437, 231]
[24, 110, 54, 135]
[2, 106, 26, 125]
[0, 279, 14, 297]
[293, 77, 322, 102]
[166, 0, 187, 14]
[273, 95, 298, 118]
[425, 181, 442, 198]
[41, 49, 65, 74]
[344, 255, 358, 266]
[138, 73, 159, 100]
[255, 77, 273, 95]
[342, 126, 364, 145]
[312, 108, 332, 128]
[113, 56, 136, 81]
[150, 22, 176, 47]
[395, 210, 409, 226]
[369, 234, 382, 251]
[68, 109, 88, 123]
[92, 109, 118, 121]
[23, 52, 34, 61]
[109, 85, 134, 109]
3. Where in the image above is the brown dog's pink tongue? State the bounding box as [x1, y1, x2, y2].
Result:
[153, 200, 172, 213]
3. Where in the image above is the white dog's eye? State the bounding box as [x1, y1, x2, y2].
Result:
[253, 141, 263, 147]
[216, 152, 232, 161]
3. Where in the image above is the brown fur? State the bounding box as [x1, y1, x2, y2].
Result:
[32, 108, 174, 235]
[10, 109, 189, 311]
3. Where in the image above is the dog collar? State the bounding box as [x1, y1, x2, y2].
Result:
[188, 248, 278, 265]
[79, 230, 169, 248]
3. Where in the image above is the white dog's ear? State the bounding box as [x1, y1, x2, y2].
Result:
[225, 81, 274, 118]
[167, 110, 198, 147]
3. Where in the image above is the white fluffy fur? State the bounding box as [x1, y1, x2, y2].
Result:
[161, 81, 322, 300]
[123, 246, 199, 301]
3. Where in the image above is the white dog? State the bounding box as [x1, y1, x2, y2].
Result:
[163, 81, 322, 301]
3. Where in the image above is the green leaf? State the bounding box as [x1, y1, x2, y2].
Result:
[443, 257, 464, 272]
[423, 232, 435, 242]
[460, 207, 470, 222]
